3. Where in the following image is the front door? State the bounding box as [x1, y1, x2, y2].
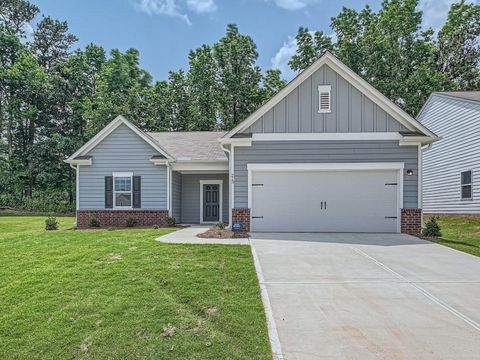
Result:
[203, 184, 220, 222]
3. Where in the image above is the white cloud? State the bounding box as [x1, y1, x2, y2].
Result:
[419, 0, 459, 32]
[271, 35, 298, 80]
[134, 0, 217, 25]
[267, 0, 321, 11]
[186, 0, 216, 13]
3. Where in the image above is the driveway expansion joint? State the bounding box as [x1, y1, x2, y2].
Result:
[350, 246, 480, 332]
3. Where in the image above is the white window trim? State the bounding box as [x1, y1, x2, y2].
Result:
[199, 180, 223, 224]
[113, 172, 133, 209]
[247, 162, 404, 233]
[460, 170, 473, 200]
[318, 85, 332, 113]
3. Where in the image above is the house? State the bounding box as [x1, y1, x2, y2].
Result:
[65, 52, 438, 233]
[417, 92, 480, 215]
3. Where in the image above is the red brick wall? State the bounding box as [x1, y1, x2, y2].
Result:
[401, 208, 422, 235]
[232, 208, 250, 232]
[77, 210, 168, 228]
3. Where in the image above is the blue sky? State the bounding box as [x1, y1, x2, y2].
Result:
[32, 0, 459, 81]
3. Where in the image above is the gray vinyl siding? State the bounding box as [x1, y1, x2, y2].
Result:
[418, 94, 480, 214]
[234, 140, 418, 208]
[245, 65, 409, 134]
[172, 171, 182, 222]
[181, 174, 229, 223]
[79, 124, 167, 210]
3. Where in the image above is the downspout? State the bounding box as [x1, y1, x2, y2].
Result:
[69, 163, 79, 224]
[166, 161, 172, 216]
[221, 143, 233, 227]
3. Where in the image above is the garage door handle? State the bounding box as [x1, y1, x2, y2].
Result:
[252, 216, 264, 219]
[384, 216, 397, 219]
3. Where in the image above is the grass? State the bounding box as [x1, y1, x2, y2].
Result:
[0, 216, 271, 359]
[426, 215, 480, 257]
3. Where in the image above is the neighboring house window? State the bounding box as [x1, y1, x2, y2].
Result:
[461, 170, 472, 200]
[113, 172, 133, 207]
[318, 85, 331, 113]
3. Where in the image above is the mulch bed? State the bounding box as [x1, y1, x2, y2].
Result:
[197, 225, 249, 239]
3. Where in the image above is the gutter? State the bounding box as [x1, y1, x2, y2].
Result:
[220, 143, 233, 228]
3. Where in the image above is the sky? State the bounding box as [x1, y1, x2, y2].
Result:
[31, 0, 462, 81]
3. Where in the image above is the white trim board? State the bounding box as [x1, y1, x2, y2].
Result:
[223, 51, 438, 142]
[247, 162, 404, 233]
[199, 180, 223, 224]
[65, 115, 173, 163]
[171, 161, 228, 172]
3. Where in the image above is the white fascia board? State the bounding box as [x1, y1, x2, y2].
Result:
[171, 161, 229, 172]
[66, 115, 173, 162]
[150, 159, 169, 166]
[219, 138, 252, 146]
[399, 136, 440, 146]
[247, 162, 405, 172]
[223, 51, 438, 141]
[64, 158, 92, 166]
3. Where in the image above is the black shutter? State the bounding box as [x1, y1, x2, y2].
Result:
[105, 176, 113, 208]
[133, 176, 141, 208]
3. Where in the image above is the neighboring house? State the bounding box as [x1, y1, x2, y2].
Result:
[65, 52, 438, 233]
[418, 92, 480, 215]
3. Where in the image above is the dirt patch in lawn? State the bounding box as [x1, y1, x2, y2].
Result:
[197, 225, 248, 239]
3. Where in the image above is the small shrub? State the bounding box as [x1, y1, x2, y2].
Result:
[216, 222, 226, 230]
[152, 224, 160, 229]
[108, 227, 116, 231]
[126, 217, 138, 227]
[422, 216, 442, 237]
[45, 217, 58, 231]
[89, 217, 100, 228]
[166, 216, 176, 227]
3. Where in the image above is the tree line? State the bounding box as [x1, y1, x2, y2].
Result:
[0, 0, 478, 213]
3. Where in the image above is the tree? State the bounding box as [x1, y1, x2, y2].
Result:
[289, 27, 333, 72]
[213, 24, 263, 130]
[166, 70, 191, 131]
[262, 69, 287, 100]
[187, 45, 217, 130]
[438, 0, 480, 90]
[31, 16, 77, 72]
[0, 0, 38, 37]
[83, 48, 154, 136]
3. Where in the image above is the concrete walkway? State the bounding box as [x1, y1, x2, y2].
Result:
[251, 232, 480, 360]
[156, 225, 249, 245]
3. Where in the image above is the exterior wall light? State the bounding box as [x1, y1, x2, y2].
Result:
[406, 169, 414, 176]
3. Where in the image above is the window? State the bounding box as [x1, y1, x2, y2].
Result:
[113, 173, 132, 207]
[318, 85, 331, 113]
[461, 170, 472, 200]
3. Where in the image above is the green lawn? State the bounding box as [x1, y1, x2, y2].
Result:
[426, 216, 480, 257]
[0, 216, 271, 359]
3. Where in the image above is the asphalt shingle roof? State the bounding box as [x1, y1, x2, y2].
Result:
[436, 91, 480, 103]
[147, 131, 227, 161]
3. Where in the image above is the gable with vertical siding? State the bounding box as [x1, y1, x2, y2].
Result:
[245, 65, 408, 134]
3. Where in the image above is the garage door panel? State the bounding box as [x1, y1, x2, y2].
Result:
[251, 169, 399, 233]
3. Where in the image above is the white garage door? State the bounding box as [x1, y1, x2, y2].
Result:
[250, 167, 400, 233]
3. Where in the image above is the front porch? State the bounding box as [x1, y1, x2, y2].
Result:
[171, 171, 230, 225]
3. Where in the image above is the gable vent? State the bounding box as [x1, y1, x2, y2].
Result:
[318, 85, 331, 113]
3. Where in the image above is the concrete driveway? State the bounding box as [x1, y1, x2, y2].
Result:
[250, 233, 480, 360]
